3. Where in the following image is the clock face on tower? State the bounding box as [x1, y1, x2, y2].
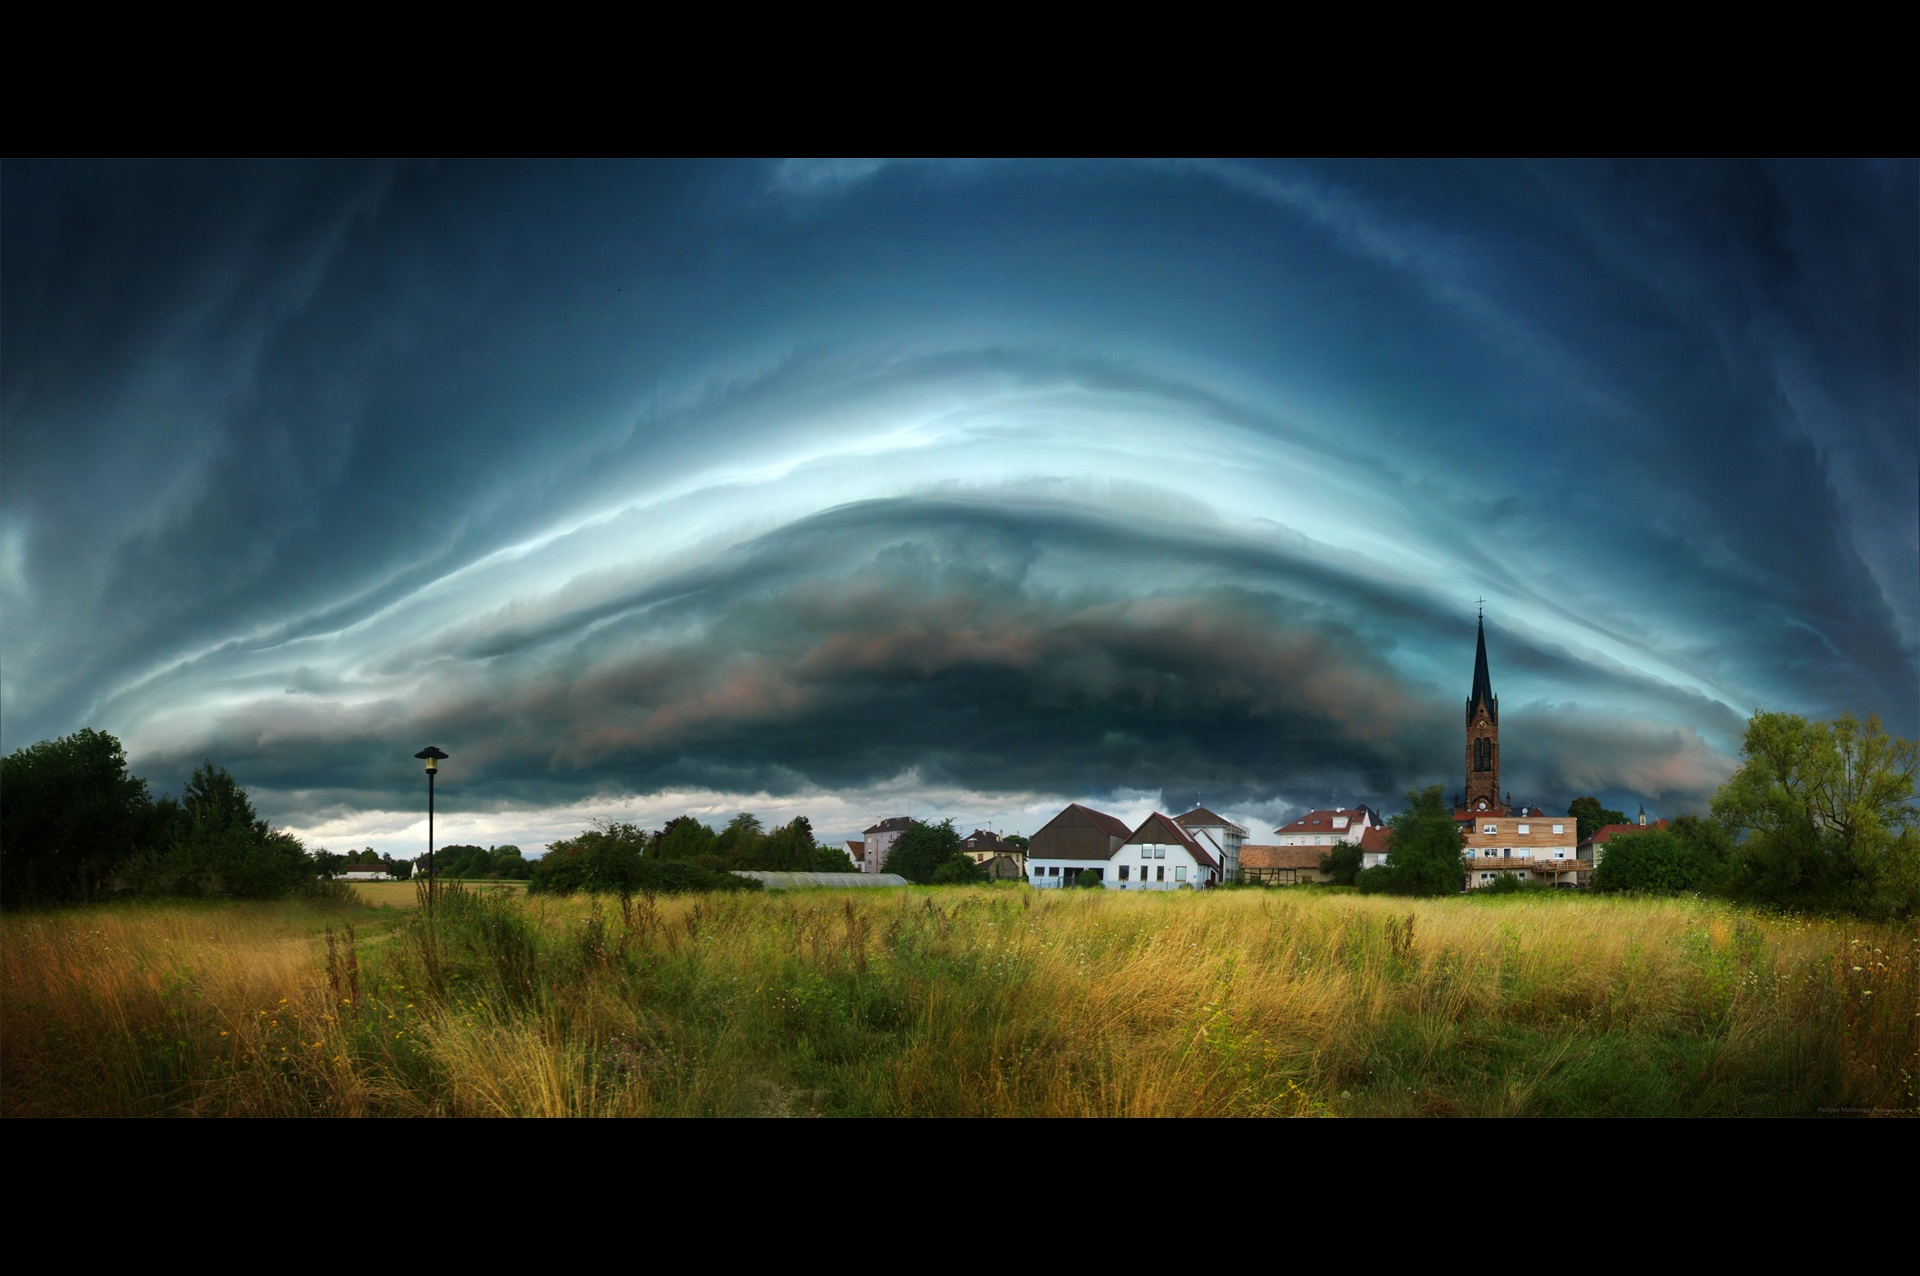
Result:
[1477, 799, 1488, 810]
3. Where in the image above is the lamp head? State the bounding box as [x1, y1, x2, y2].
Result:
[415, 746, 449, 773]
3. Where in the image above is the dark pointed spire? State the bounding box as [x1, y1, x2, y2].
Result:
[1466, 612, 1497, 727]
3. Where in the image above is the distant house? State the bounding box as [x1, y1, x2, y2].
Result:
[1358, 825, 1392, 869]
[1025, 803, 1133, 885]
[1239, 844, 1333, 885]
[338, 868, 391, 881]
[1578, 808, 1668, 874]
[1270, 805, 1380, 848]
[861, 816, 916, 875]
[960, 828, 1024, 872]
[977, 854, 1026, 881]
[1462, 811, 1581, 889]
[1173, 807, 1247, 883]
[1025, 805, 1225, 890]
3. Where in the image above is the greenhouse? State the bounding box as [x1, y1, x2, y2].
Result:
[729, 871, 910, 890]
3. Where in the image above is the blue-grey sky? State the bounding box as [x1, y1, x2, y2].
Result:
[4, 159, 1914, 856]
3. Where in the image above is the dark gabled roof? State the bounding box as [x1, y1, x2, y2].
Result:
[961, 828, 1015, 853]
[1174, 807, 1246, 834]
[1467, 615, 1498, 727]
[863, 816, 916, 835]
[1071, 803, 1134, 841]
[1124, 812, 1219, 870]
[1359, 826, 1391, 854]
[845, 840, 866, 858]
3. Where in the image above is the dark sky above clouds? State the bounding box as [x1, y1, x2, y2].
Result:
[4, 159, 1914, 855]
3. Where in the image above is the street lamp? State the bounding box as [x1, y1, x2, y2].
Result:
[415, 746, 449, 909]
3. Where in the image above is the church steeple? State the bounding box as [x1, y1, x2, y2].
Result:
[1463, 607, 1503, 814]
[1466, 611, 1497, 728]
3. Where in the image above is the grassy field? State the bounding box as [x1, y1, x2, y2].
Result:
[3, 883, 1913, 1116]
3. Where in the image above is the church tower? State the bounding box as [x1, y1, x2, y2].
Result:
[1463, 611, 1503, 814]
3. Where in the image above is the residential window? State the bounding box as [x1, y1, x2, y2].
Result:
[1176, 866, 1187, 882]
[1483, 824, 1497, 834]
[1518, 824, 1530, 835]
[1552, 824, 1565, 834]
[1119, 865, 1131, 881]
[1048, 866, 1059, 876]
[1156, 866, 1165, 882]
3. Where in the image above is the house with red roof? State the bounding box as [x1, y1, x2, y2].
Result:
[1578, 807, 1668, 873]
[1271, 805, 1381, 848]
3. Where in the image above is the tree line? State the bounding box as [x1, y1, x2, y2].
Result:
[523, 813, 995, 894]
[1328, 710, 1916, 919]
[1, 729, 344, 906]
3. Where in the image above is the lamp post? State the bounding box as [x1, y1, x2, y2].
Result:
[414, 746, 449, 910]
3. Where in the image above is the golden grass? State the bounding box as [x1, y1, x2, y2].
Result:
[4, 887, 1913, 1117]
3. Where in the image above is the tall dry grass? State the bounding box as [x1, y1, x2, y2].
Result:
[4, 886, 1913, 1116]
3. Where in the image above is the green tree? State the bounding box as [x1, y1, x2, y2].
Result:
[715, 812, 764, 858]
[655, 817, 718, 861]
[1568, 797, 1628, 843]
[1713, 711, 1918, 918]
[884, 818, 977, 885]
[1320, 841, 1365, 886]
[1, 728, 160, 904]
[172, 761, 310, 898]
[1005, 834, 1031, 852]
[1592, 829, 1695, 893]
[1373, 785, 1466, 896]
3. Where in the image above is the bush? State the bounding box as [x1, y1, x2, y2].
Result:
[1320, 841, 1364, 886]
[1074, 868, 1103, 889]
[528, 825, 761, 896]
[1478, 873, 1549, 895]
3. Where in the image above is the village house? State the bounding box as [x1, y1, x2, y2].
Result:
[1172, 807, 1246, 883]
[1270, 805, 1381, 848]
[1024, 803, 1132, 884]
[1239, 844, 1335, 884]
[860, 816, 915, 875]
[1578, 807, 1666, 873]
[1460, 812, 1581, 889]
[960, 828, 1023, 868]
[1025, 804, 1226, 889]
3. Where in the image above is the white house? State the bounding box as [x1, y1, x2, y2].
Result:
[1024, 806, 1224, 890]
[1024, 803, 1133, 885]
[1173, 807, 1246, 883]
[1109, 813, 1223, 889]
[1271, 806, 1380, 848]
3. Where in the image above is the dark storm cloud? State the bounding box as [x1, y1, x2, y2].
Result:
[127, 497, 1757, 825]
[3, 159, 1913, 847]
